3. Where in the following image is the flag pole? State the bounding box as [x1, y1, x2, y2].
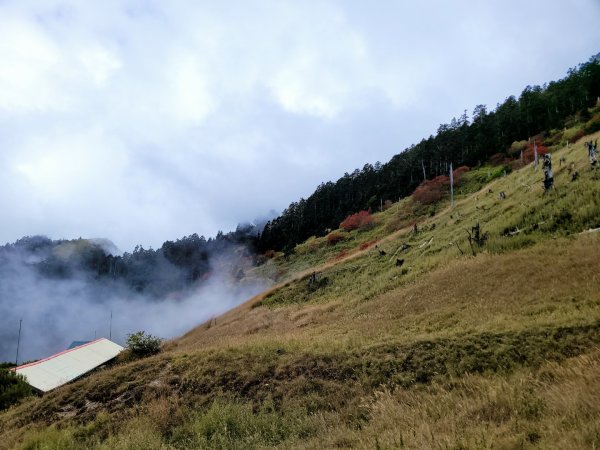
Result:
[15, 319, 22, 366]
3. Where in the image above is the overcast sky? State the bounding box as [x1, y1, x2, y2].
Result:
[1, 1, 599, 252]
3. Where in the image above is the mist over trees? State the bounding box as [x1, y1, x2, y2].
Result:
[0, 225, 268, 362]
[257, 54, 600, 253]
[0, 226, 260, 299]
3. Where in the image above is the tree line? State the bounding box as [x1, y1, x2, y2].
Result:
[256, 54, 600, 253]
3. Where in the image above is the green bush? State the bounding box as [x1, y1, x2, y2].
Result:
[0, 367, 32, 410]
[126, 331, 162, 358]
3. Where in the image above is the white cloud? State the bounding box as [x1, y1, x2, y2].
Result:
[78, 44, 121, 86]
[12, 129, 128, 201]
[0, 16, 65, 113]
[166, 52, 216, 125]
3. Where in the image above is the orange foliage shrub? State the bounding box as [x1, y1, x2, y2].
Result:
[340, 210, 375, 231]
[412, 175, 450, 205]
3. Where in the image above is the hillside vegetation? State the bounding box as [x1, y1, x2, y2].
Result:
[1, 130, 599, 449]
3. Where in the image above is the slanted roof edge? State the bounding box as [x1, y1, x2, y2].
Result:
[13, 338, 118, 372]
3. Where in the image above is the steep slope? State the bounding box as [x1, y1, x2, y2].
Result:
[1, 133, 600, 449]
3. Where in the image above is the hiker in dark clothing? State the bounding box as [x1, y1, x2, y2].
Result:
[542, 154, 554, 191]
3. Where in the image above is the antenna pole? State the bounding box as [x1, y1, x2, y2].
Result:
[109, 310, 113, 340]
[15, 319, 22, 366]
[450, 162, 454, 208]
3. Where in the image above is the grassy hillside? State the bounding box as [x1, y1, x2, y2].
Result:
[1, 132, 600, 449]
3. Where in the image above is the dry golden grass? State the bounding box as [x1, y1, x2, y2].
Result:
[175, 233, 600, 354]
[320, 348, 600, 449]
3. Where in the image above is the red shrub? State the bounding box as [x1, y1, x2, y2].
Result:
[412, 175, 450, 205]
[522, 140, 549, 163]
[340, 210, 375, 231]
